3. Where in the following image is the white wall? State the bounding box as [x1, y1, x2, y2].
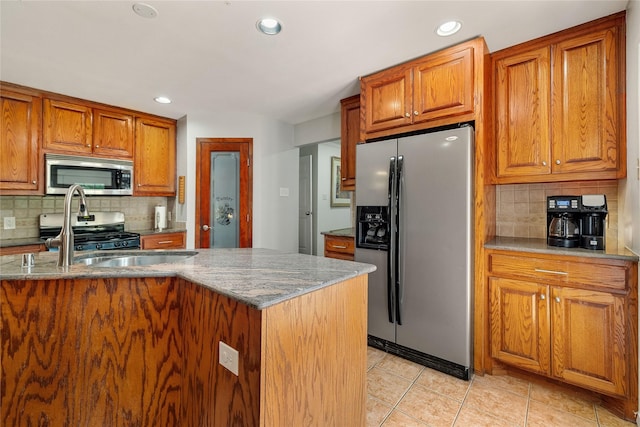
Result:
[315, 140, 352, 255]
[176, 112, 299, 253]
[293, 112, 341, 147]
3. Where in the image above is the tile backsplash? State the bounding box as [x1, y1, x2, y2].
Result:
[496, 180, 618, 248]
[0, 195, 176, 240]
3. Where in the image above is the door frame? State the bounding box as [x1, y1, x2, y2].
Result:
[195, 138, 253, 248]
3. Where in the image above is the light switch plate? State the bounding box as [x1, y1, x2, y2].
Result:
[4, 217, 15, 230]
[219, 341, 239, 376]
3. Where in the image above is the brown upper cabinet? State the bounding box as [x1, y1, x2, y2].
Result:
[44, 98, 134, 159]
[492, 12, 625, 183]
[0, 87, 42, 194]
[340, 95, 359, 191]
[134, 116, 176, 196]
[360, 39, 477, 140]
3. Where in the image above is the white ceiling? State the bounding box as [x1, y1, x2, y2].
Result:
[0, 0, 628, 125]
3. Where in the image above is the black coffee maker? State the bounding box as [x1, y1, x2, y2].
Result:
[547, 196, 582, 248]
[580, 194, 607, 250]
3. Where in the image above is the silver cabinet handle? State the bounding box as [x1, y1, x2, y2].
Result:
[556, 160, 561, 165]
[534, 268, 568, 275]
[202, 224, 210, 231]
[542, 161, 547, 166]
[404, 112, 411, 118]
[540, 294, 546, 300]
[413, 111, 419, 116]
[331, 245, 347, 249]
[157, 240, 173, 244]
[32, 180, 37, 184]
[555, 297, 561, 303]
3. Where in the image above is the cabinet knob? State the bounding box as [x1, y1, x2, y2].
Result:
[95, 145, 99, 148]
[556, 160, 561, 165]
[540, 294, 546, 300]
[32, 180, 37, 185]
[414, 111, 419, 116]
[542, 161, 547, 166]
[405, 112, 411, 118]
[86, 144, 91, 147]
[555, 297, 561, 303]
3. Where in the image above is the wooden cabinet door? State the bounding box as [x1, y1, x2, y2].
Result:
[0, 90, 42, 193]
[43, 98, 92, 154]
[134, 117, 176, 196]
[340, 95, 359, 191]
[413, 45, 474, 123]
[494, 46, 551, 178]
[489, 277, 550, 374]
[361, 67, 412, 133]
[93, 108, 134, 159]
[551, 27, 619, 175]
[551, 286, 626, 396]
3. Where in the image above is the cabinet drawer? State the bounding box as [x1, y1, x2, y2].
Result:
[488, 252, 627, 291]
[324, 235, 355, 260]
[141, 232, 185, 249]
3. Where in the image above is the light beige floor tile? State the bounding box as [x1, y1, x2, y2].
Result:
[382, 410, 429, 427]
[367, 366, 413, 406]
[396, 384, 461, 427]
[368, 346, 387, 370]
[367, 395, 393, 427]
[472, 373, 530, 397]
[595, 405, 637, 427]
[464, 377, 528, 425]
[529, 382, 597, 420]
[454, 404, 521, 427]
[414, 367, 471, 401]
[376, 353, 424, 381]
[527, 400, 597, 427]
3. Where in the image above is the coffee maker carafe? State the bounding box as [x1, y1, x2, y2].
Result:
[580, 194, 607, 250]
[547, 196, 581, 248]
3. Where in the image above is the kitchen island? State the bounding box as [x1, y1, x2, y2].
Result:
[1, 248, 375, 426]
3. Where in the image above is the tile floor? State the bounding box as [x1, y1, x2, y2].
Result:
[366, 347, 636, 427]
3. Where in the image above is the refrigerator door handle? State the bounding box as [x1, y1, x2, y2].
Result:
[395, 155, 404, 325]
[387, 156, 396, 323]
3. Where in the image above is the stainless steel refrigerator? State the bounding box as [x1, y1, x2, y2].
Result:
[355, 125, 473, 379]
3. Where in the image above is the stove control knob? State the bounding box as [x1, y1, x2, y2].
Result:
[75, 245, 83, 251]
[95, 243, 102, 250]
[122, 241, 128, 247]
[114, 241, 120, 247]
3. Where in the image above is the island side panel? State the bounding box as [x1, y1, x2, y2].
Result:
[261, 275, 368, 427]
[179, 278, 262, 426]
[0, 277, 182, 426]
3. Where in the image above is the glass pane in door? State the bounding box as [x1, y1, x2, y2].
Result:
[210, 152, 239, 248]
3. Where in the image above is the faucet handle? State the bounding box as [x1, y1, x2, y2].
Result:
[45, 237, 61, 249]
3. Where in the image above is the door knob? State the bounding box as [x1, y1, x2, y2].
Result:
[202, 224, 210, 231]
[305, 211, 311, 216]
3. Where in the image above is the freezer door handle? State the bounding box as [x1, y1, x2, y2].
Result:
[387, 156, 396, 323]
[395, 155, 404, 325]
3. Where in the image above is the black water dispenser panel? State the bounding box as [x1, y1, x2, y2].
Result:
[356, 206, 389, 250]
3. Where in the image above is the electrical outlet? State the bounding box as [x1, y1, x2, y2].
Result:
[4, 217, 16, 230]
[219, 341, 239, 376]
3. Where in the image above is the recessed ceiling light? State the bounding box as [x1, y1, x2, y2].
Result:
[154, 96, 171, 104]
[256, 17, 282, 35]
[133, 3, 158, 19]
[436, 20, 462, 37]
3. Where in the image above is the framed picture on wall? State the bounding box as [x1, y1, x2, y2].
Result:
[331, 156, 350, 207]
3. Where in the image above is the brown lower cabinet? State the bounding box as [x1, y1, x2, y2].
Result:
[1, 274, 367, 426]
[140, 231, 186, 249]
[0, 243, 46, 256]
[324, 234, 355, 261]
[487, 249, 638, 419]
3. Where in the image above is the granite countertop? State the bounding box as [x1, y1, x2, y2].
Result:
[485, 236, 639, 262]
[320, 227, 355, 238]
[0, 248, 376, 309]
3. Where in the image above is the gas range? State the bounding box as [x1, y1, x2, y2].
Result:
[39, 212, 140, 251]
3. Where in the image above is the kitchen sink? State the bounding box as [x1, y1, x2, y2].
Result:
[75, 251, 198, 267]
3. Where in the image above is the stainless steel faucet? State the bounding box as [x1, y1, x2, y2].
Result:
[45, 184, 91, 267]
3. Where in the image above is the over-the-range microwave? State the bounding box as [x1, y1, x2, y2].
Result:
[45, 154, 133, 196]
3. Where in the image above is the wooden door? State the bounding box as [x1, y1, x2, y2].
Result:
[43, 98, 92, 154]
[93, 108, 134, 159]
[551, 26, 619, 175]
[0, 89, 42, 194]
[551, 286, 626, 396]
[196, 138, 252, 248]
[340, 95, 359, 191]
[489, 277, 550, 374]
[413, 45, 474, 123]
[361, 67, 412, 133]
[494, 46, 551, 178]
[134, 116, 176, 196]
